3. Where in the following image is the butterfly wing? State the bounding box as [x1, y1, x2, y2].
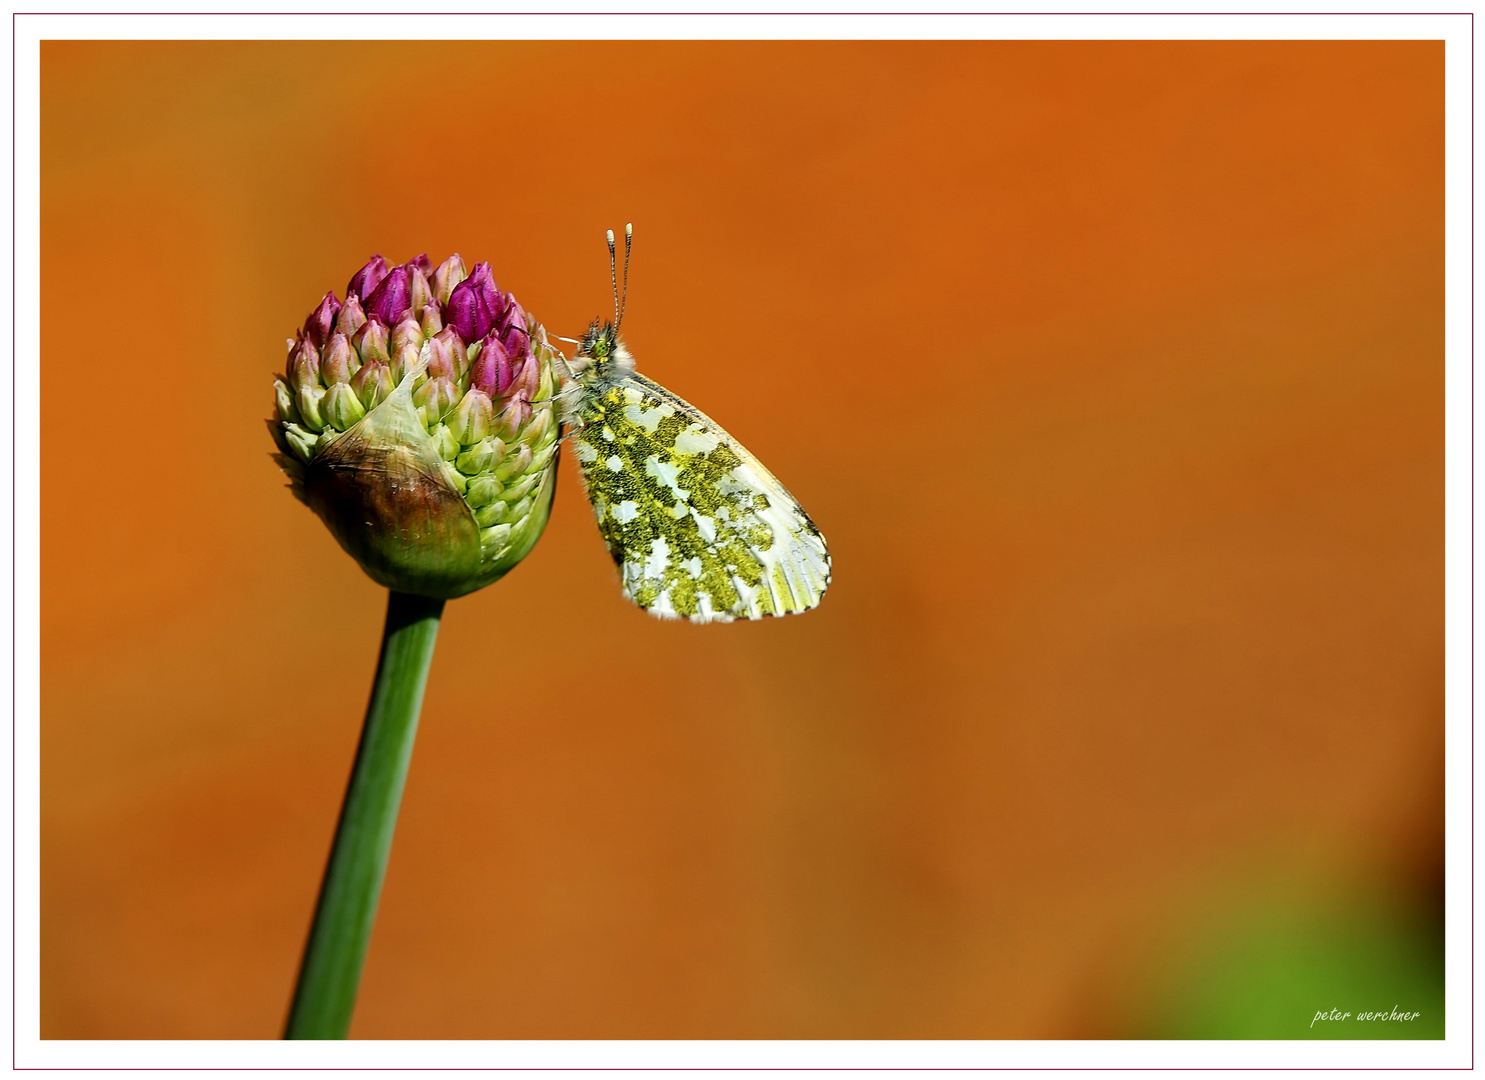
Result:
[574, 372, 831, 622]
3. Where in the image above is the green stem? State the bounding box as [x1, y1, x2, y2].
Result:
[284, 590, 445, 1039]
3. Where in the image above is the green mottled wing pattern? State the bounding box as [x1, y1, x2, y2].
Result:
[574, 374, 830, 622]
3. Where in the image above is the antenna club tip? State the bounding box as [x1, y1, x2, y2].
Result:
[625, 223, 633, 235]
[606, 229, 615, 243]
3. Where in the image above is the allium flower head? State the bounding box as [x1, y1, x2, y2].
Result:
[270, 253, 561, 599]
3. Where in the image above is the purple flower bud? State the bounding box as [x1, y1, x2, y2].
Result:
[469, 336, 510, 399]
[419, 303, 443, 338]
[334, 294, 366, 339]
[405, 253, 434, 279]
[347, 254, 389, 300]
[363, 265, 412, 326]
[303, 291, 341, 349]
[502, 322, 529, 364]
[446, 261, 502, 343]
[288, 338, 321, 391]
[321, 332, 357, 385]
[431, 254, 467, 307]
[353, 318, 391, 366]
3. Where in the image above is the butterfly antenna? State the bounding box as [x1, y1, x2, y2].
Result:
[606, 228, 620, 329]
[617, 222, 633, 332]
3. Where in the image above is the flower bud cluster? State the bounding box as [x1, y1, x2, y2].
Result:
[269, 253, 561, 598]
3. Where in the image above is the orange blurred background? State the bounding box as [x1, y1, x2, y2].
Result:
[41, 40, 1443, 1039]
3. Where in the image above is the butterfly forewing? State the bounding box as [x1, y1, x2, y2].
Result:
[573, 373, 830, 622]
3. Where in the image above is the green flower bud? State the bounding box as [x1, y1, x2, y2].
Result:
[390, 343, 419, 384]
[413, 375, 460, 424]
[269, 254, 561, 599]
[274, 378, 299, 424]
[323, 382, 367, 429]
[351, 360, 394, 411]
[297, 385, 327, 432]
[353, 319, 391, 366]
[448, 389, 495, 445]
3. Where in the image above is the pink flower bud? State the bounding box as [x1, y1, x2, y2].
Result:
[419, 303, 443, 338]
[408, 265, 433, 314]
[501, 295, 526, 333]
[432, 254, 467, 307]
[303, 291, 341, 349]
[469, 336, 510, 399]
[424, 332, 460, 382]
[512, 352, 540, 402]
[431, 327, 468, 381]
[288, 337, 321, 391]
[495, 396, 531, 439]
[389, 318, 422, 356]
[321, 332, 357, 384]
[334, 293, 366, 339]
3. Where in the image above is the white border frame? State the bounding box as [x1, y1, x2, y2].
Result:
[9, 11, 1473, 1071]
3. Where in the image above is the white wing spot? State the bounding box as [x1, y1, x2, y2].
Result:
[576, 442, 598, 463]
[606, 455, 624, 472]
[624, 402, 673, 433]
[644, 455, 687, 499]
[674, 426, 720, 455]
[612, 500, 640, 524]
[645, 536, 671, 577]
[681, 556, 703, 578]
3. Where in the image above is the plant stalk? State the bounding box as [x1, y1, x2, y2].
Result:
[284, 589, 445, 1039]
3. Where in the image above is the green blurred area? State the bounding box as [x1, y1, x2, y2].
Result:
[1131, 888, 1443, 1039]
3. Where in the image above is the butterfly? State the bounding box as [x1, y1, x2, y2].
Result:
[555, 224, 831, 623]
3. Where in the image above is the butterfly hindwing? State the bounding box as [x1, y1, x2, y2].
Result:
[573, 373, 830, 622]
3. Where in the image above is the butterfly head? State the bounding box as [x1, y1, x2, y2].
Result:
[569, 317, 634, 387]
[566, 225, 637, 388]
